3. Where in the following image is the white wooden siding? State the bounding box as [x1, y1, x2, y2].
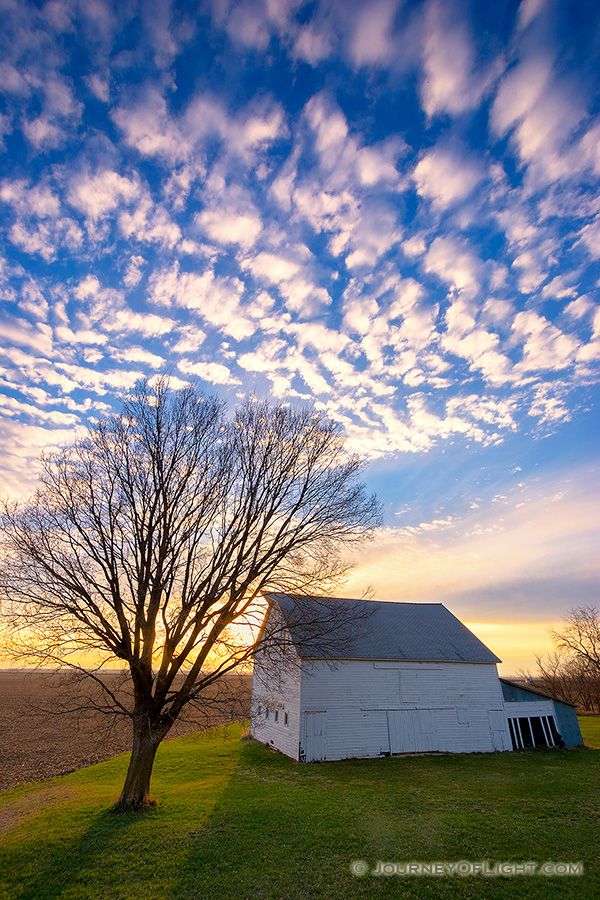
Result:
[250, 640, 302, 760]
[303, 711, 327, 762]
[504, 699, 554, 718]
[299, 659, 511, 760]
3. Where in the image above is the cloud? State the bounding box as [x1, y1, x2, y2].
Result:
[0, 317, 53, 356]
[119, 193, 181, 248]
[491, 55, 585, 183]
[442, 301, 511, 384]
[344, 465, 600, 639]
[114, 346, 165, 368]
[413, 144, 483, 208]
[348, 0, 399, 67]
[512, 310, 580, 372]
[424, 236, 481, 295]
[149, 262, 255, 340]
[517, 0, 548, 32]
[293, 23, 334, 64]
[123, 255, 146, 288]
[195, 179, 263, 249]
[242, 251, 300, 282]
[68, 170, 140, 221]
[421, 0, 499, 118]
[0, 178, 82, 260]
[240, 249, 332, 316]
[177, 358, 240, 386]
[112, 87, 188, 162]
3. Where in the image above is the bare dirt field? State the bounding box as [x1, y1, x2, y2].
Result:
[0, 670, 251, 791]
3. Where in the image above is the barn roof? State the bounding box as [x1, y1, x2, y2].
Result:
[263, 592, 501, 664]
[499, 677, 577, 708]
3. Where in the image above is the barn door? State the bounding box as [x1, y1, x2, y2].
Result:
[304, 711, 327, 762]
[488, 709, 509, 751]
[388, 710, 439, 753]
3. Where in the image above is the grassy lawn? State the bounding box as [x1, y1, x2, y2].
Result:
[578, 714, 600, 748]
[0, 720, 597, 900]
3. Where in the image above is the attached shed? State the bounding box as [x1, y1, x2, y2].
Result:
[500, 678, 582, 748]
[250, 593, 583, 761]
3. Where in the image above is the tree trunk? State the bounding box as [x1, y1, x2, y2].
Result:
[116, 714, 166, 811]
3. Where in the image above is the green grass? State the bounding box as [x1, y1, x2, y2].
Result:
[579, 714, 600, 748]
[0, 720, 597, 900]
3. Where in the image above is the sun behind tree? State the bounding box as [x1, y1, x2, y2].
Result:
[0, 378, 381, 810]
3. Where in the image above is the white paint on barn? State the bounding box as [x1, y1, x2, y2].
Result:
[250, 631, 302, 760]
[298, 659, 511, 760]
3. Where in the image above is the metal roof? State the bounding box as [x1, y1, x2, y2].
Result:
[499, 678, 577, 708]
[264, 592, 501, 664]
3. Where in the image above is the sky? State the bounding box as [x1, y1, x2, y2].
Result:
[0, 0, 599, 673]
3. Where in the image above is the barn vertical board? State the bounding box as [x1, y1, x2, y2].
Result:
[488, 709, 511, 751]
[303, 711, 327, 761]
[388, 709, 441, 753]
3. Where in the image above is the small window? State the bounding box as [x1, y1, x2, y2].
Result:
[456, 708, 468, 725]
[265, 708, 269, 720]
[275, 709, 279, 723]
[284, 712, 289, 726]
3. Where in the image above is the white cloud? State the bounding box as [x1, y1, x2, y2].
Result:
[113, 88, 188, 162]
[491, 55, 585, 183]
[178, 358, 240, 386]
[0, 317, 53, 356]
[243, 251, 300, 283]
[119, 194, 181, 248]
[348, 0, 399, 67]
[293, 23, 333, 64]
[421, 0, 498, 118]
[517, 0, 548, 31]
[196, 206, 262, 249]
[512, 311, 580, 372]
[149, 262, 254, 340]
[22, 116, 64, 150]
[68, 170, 140, 221]
[0, 180, 61, 218]
[124, 255, 146, 288]
[115, 346, 165, 368]
[413, 145, 483, 208]
[424, 236, 481, 295]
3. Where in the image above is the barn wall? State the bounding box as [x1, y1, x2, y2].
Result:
[250, 638, 301, 760]
[299, 659, 510, 760]
[552, 702, 583, 747]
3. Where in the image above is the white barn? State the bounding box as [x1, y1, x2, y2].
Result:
[250, 593, 580, 761]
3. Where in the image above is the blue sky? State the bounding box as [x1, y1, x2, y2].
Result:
[1, 0, 599, 670]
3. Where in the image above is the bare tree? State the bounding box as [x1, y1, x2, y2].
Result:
[550, 606, 600, 675]
[531, 606, 600, 713]
[0, 378, 381, 810]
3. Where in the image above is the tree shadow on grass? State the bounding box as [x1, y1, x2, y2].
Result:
[172, 740, 597, 900]
[5, 805, 147, 900]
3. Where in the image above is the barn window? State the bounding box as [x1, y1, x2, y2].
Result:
[456, 708, 468, 725]
[265, 708, 269, 720]
[275, 709, 279, 723]
[284, 712, 289, 726]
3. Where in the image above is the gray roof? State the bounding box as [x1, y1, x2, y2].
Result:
[499, 678, 577, 708]
[264, 592, 501, 664]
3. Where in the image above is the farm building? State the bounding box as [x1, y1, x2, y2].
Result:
[250, 592, 583, 762]
[499, 677, 582, 750]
